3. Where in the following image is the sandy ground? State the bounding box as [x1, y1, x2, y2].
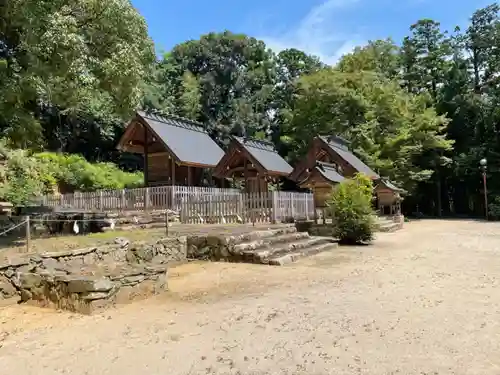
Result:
[1, 219, 500, 374]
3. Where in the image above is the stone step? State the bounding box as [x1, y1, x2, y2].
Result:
[242, 236, 332, 264]
[233, 231, 310, 253]
[377, 222, 401, 233]
[229, 226, 297, 245]
[268, 241, 339, 266]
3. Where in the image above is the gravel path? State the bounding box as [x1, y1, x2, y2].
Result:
[1, 219, 500, 374]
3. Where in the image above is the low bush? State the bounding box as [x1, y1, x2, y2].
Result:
[327, 173, 376, 244]
[488, 196, 500, 220]
[0, 140, 143, 205]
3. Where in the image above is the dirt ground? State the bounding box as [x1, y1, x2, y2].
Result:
[1, 219, 500, 374]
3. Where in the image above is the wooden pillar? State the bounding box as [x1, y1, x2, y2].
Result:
[143, 124, 149, 187]
[243, 159, 248, 193]
[171, 158, 176, 186]
[187, 166, 192, 186]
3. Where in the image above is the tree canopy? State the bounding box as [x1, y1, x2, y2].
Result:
[1, 2, 500, 217]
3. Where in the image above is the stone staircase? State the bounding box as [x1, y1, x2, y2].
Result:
[228, 226, 338, 266]
[375, 216, 404, 233]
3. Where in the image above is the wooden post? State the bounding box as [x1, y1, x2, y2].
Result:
[121, 189, 126, 211]
[171, 158, 176, 210]
[305, 194, 309, 221]
[171, 158, 176, 185]
[143, 124, 150, 212]
[25, 216, 31, 253]
[243, 159, 248, 193]
[99, 191, 103, 211]
[187, 165, 192, 186]
[143, 124, 149, 187]
[165, 210, 169, 237]
[271, 191, 278, 224]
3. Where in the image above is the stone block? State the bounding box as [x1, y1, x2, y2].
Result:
[67, 277, 115, 293]
[120, 275, 145, 286]
[81, 291, 113, 301]
[16, 272, 43, 289]
[0, 276, 17, 298]
[133, 244, 155, 262]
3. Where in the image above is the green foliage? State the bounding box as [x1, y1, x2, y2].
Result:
[488, 196, 500, 220]
[288, 69, 453, 193]
[2, 1, 500, 219]
[0, 0, 155, 148]
[158, 31, 278, 142]
[179, 71, 202, 120]
[327, 174, 376, 244]
[0, 142, 142, 205]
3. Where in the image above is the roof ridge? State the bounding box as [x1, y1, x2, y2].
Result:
[319, 135, 350, 151]
[234, 136, 278, 153]
[138, 111, 209, 134]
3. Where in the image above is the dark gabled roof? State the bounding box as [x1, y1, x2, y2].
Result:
[319, 136, 379, 179]
[137, 111, 224, 167]
[315, 161, 345, 183]
[377, 178, 405, 193]
[233, 136, 293, 175]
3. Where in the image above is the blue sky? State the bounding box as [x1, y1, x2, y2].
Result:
[131, 0, 493, 64]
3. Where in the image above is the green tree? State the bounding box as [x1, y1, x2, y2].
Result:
[288, 69, 453, 193]
[179, 71, 201, 120]
[160, 31, 277, 142]
[337, 39, 401, 79]
[0, 0, 155, 148]
[272, 49, 323, 148]
[328, 174, 375, 244]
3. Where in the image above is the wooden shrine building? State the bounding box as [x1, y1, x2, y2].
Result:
[117, 111, 225, 187]
[213, 137, 293, 192]
[290, 135, 379, 183]
[375, 179, 405, 215]
[298, 161, 345, 208]
[290, 135, 404, 215]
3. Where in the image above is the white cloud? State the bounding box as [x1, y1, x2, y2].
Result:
[258, 0, 366, 65]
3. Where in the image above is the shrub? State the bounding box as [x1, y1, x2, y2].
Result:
[488, 196, 500, 220]
[327, 173, 376, 244]
[0, 141, 143, 205]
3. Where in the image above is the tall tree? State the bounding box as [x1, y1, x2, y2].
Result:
[272, 48, 323, 152]
[161, 31, 277, 142]
[0, 0, 155, 148]
[179, 71, 201, 120]
[467, 3, 500, 93]
[288, 69, 453, 194]
[337, 39, 401, 80]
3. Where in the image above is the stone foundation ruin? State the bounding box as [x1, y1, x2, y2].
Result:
[0, 236, 187, 314]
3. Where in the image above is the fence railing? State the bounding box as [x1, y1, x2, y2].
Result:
[180, 191, 314, 224]
[36, 186, 240, 212]
[34, 186, 314, 224]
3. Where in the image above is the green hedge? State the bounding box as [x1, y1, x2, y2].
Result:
[0, 141, 143, 205]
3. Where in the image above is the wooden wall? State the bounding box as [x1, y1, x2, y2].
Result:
[147, 153, 171, 185]
[313, 185, 334, 208]
[146, 153, 208, 187]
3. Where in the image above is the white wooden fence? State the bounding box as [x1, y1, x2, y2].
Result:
[36, 186, 239, 212]
[179, 191, 314, 224]
[34, 186, 314, 224]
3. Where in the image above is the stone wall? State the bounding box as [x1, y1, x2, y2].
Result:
[186, 228, 294, 262]
[295, 221, 335, 237]
[0, 235, 187, 313]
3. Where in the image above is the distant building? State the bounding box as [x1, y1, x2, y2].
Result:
[290, 135, 402, 215]
[213, 137, 293, 193]
[117, 111, 225, 187]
